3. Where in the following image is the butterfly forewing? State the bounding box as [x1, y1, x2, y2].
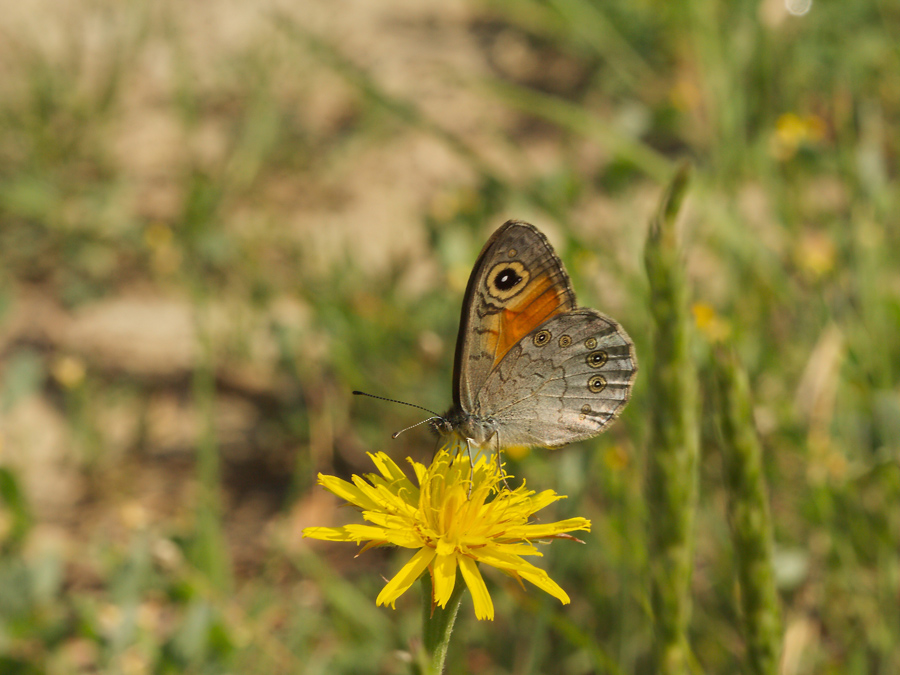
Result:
[452, 221, 576, 413]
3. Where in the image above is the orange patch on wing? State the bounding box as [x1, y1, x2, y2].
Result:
[492, 277, 568, 367]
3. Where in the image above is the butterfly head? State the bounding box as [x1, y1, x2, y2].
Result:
[429, 413, 455, 437]
[431, 406, 498, 448]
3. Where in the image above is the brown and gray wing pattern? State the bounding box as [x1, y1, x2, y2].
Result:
[472, 309, 637, 448]
[452, 220, 576, 413]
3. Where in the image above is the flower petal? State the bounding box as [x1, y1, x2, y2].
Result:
[301, 526, 356, 542]
[362, 509, 418, 530]
[432, 553, 458, 608]
[303, 523, 421, 548]
[342, 524, 421, 548]
[458, 556, 493, 620]
[514, 564, 570, 605]
[528, 489, 564, 512]
[474, 548, 570, 605]
[367, 451, 406, 482]
[348, 477, 421, 518]
[376, 547, 436, 609]
[503, 517, 591, 540]
[479, 541, 541, 557]
[409, 456, 428, 487]
[367, 452, 420, 506]
[317, 475, 381, 511]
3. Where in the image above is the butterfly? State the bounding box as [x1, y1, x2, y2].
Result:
[429, 220, 637, 454]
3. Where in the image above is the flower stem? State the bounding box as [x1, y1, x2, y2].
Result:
[420, 572, 465, 675]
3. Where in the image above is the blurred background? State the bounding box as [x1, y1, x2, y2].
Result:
[0, 0, 898, 673]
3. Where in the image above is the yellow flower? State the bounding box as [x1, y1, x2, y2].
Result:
[51, 355, 87, 389]
[692, 302, 732, 344]
[303, 444, 590, 621]
[770, 112, 826, 160]
[794, 229, 836, 279]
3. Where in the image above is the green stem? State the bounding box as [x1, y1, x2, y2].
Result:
[643, 162, 698, 675]
[420, 572, 466, 675]
[191, 295, 232, 594]
[713, 350, 782, 675]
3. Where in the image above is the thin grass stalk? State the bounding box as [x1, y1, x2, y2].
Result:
[713, 349, 782, 675]
[192, 301, 233, 594]
[643, 163, 698, 675]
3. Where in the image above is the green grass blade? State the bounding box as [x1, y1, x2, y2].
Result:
[712, 350, 782, 675]
[643, 162, 698, 674]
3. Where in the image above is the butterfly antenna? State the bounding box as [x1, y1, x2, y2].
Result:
[352, 391, 445, 439]
[352, 391, 441, 417]
[390, 417, 441, 439]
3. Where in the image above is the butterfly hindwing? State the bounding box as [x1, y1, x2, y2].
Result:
[471, 309, 637, 448]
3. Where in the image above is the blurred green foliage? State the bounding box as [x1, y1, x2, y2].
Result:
[0, 0, 899, 673]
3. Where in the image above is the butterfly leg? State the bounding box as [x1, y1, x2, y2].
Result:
[465, 437, 476, 498]
[494, 433, 512, 491]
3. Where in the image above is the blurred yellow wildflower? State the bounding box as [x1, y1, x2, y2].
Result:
[771, 112, 826, 160]
[603, 444, 630, 472]
[669, 76, 702, 113]
[144, 222, 174, 249]
[303, 445, 590, 621]
[794, 230, 836, 279]
[52, 355, 87, 389]
[144, 222, 182, 275]
[503, 444, 530, 460]
[692, 303, 732, 343]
